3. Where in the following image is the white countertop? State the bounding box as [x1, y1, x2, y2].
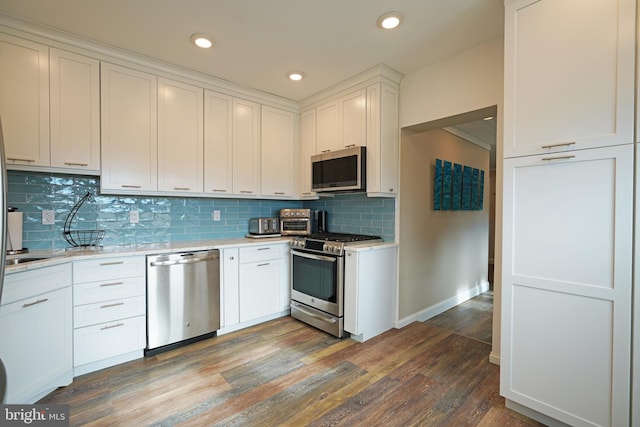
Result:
[4, 236, 397, 274]
[5, 236, 292, 274]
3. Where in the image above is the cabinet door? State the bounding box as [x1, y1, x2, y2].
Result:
[261, 106, 296, 198]
[501, 145, 633, 426]
[232, 98, 260, 196]
[100, 62, 157, 192]
[239, 259, 282, 323]
[204, 90, 233, 195]
[74, 315, 145, 367]
[158, 78, 204, 193]
[49, 48, 100, 172]
[0, 287, 72, 403]
[316, 99, 340, 153]
[503, 0, 635, 157]
[367, 83, 399, 195]
[0, 34, 49, 167]
[221, 248, 239, 327]
[340, 88, 366, 149]
[299, 109, 317, 197]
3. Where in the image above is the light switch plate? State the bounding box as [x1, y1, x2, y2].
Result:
[213, 210, 221, 221]
[129, 210, 139, 224]
[42, 210, 55, 225]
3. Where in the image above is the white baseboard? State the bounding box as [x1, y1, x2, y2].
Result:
[395, 281, 490, 328]
[489, 351, 500, 365]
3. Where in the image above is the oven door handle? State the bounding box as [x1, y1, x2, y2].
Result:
[291, 250, 337, 263]
[291, 302, 338, 323]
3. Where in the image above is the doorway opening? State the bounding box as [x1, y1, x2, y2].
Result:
[397, 105, 497, 344]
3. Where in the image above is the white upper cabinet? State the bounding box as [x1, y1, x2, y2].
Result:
[157, 78, 204, 193]
[0, 34, 50, 167]
[366, 82, 399, 196]
[204, 90, 233, 195]
[50, 48, 100, 172]
[340, 88, 367, 149]
[232, 98, 260, 196]
[503, 0, 636, 158]
[316, 88, 366, 153]
[100, 62, 158, 193]
[299, 108, 317, 197]
[316, 99, 340, 153]
[261, 105, 296, 198]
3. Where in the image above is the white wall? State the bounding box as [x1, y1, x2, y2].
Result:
[400, 38, 503, 128]
[398, 37, 504, 364]
[398, 129, 490, 321]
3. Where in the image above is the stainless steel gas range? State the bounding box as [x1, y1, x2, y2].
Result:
[290, 232, 382, 338]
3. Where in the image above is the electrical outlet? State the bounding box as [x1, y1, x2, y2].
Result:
[42, 210, 55, 225]
[213, 210, 221, 221]
[129, 210, 139, 224]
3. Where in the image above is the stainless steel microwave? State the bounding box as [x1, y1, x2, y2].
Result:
[311, 146, 366, 193]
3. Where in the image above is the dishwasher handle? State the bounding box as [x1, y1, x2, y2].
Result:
[149, 253, 219, 267]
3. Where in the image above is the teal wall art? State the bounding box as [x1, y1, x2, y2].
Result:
[433, 158, 484, 211]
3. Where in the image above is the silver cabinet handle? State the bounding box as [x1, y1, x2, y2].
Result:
[211, 189, 227, 192]
[173, 187, 190, 191]
[541, 155, 576, 162]
[100, 281, 124, 287]
[320, 150, 330, 153]
[344, 144, 356, 148]
[100, 302, 124, 309]
[100, 261, 124, 266]
[22, 298, 48, 308]
[101, 322, 124, 330]
[274, 192, 285, 195]
[240, 190, 253, 194]
[257, 247, 271, 251]
[257, 262, 270, 267]
[541, 141, 576, 149]
[7, 158, 35, 163]
[64, 162, 88, 167]
[121, 185, 141, 189]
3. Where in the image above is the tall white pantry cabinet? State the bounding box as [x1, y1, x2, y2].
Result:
[501, 0, 636, 426]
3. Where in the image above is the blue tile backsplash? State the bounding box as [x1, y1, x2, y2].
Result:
[7, 171, 395, 250]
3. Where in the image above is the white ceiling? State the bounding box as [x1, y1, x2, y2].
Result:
[0, 0, 504, 102]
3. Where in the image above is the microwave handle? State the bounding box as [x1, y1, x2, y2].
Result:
[291, 250, 337, 263]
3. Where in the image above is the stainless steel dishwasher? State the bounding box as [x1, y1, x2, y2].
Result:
[146, 250, 220, 355]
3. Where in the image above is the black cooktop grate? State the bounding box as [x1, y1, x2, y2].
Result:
[305, 232, 382, 242]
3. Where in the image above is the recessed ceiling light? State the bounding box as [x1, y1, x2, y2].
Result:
[288, 72, 305, 81]
[190, 33, 213, 49]
[377, 11, 403, 30]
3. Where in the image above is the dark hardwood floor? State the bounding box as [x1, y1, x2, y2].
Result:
[40, 291, 542, 426]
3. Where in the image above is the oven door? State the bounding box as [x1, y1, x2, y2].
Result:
[290, 249, 343, 317]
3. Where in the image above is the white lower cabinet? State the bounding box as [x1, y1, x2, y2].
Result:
[501, 144, 633, 426]
[219, 243, 290, 334]
[72, 256, 146, 375]
[0, 263, 73, 403]
[344, 245, 397, 342]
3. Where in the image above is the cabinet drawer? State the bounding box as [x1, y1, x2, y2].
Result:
[239, 244, 286, 263]
[74, 315, 145, 367]
[74, 295, 145, 328]
[73, 276, 145, 305]
[73, 256, 145, 283]
[3, 263, 72, 306]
